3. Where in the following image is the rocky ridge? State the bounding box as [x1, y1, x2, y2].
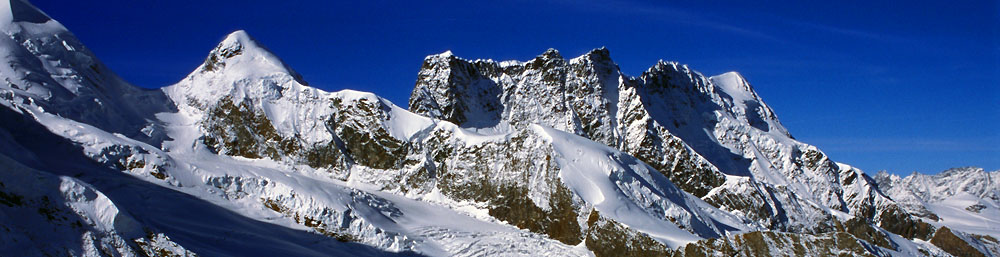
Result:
[408, 47, 928, 238]
[0, 0, 996, 256]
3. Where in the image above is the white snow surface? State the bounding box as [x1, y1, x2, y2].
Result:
[0, 1, 996, 256]
[533, 124, 742, 247]
[877, 167, 1000, 239]
[0, 2, 586, 256]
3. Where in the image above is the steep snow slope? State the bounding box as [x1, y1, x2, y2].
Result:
[159, 30, 749, 251]
[876, 167, 999, 223]
[408, 48, 916, 235]
[0, 3, 402, 255]
[876, 167, 1000, 256]
[0, 2, 584, 256]
[0, 0, 172, 143]
[0, 5, 738, 254]
[407, 48, 970, 256]
[0, 151, 193, 257]
[0, 0, 995, 256]
[0, 103, 407, 256]
[533, 124, 740, 247]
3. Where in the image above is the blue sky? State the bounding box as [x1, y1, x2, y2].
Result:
[34, 0, 998, 175]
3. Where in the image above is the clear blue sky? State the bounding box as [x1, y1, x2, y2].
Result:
[33, 0, 998, 175]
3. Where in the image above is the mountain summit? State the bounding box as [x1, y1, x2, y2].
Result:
[197, 30, 305, 82]
[0, 0, 171, 142]
[0, 1, 996, 256]
[1, 0, 51, 25]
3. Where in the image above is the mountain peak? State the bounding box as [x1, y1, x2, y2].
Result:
[423, 50, 458, 63]
[717, 71, 744, 80]
[711, 71, 750, 92]
[6, 2, 999, 256]
[583, 47, 610, 58]
[573, 47, 616, 69]
[1, 0, 50, 25]
[539, 48, 562, 59]
[708, 71, 791, 136]
[169, 30, 308, 104]
[217, 30, 255, 51]
[202, 30, 260, 72]
[938, 166, 986, 178]
[195, 30, 305, 84]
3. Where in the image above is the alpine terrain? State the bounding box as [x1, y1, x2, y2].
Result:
[0, 0, 996, 256]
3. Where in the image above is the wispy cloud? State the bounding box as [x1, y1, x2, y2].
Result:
[806, 137, 1000, 153]
[544, 0, 919, 48]
[779, 19, 916, 45]
[539, 0, 791, 44]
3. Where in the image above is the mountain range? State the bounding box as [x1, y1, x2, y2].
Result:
[0, 0, 996, 256]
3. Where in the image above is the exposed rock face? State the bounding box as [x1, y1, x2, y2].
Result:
[672, 230, 894, 257]
[156, 33, 740, 253]
[0, 1, 996, 255]
[876, 167, 1000, 218]
[931, 227, 989, 257]
[407, 48, 918, 237]
[585, 210, 672, 257]
[876, 167, 1000, 254]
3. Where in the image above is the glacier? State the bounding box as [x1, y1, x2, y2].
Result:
[0, 0, 996, 256]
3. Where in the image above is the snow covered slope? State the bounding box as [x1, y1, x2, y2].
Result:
[876, 167, 1000, 256]
[0, 3, 733, 254]
[0, 1, 582, 256]
[158, 30, 748, 251]
[0, 0, 996, 256]
[408, 48, 913, 235]
[407, 48, 993, 256]
[0, 0, 172, 143]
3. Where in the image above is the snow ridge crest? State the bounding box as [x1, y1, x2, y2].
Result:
[1, 0, 50, 25]
[195, 30, 306, 85]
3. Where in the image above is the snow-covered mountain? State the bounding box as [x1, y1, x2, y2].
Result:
[875, 167, 1000, 256]
[0, 0, 995, 256]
